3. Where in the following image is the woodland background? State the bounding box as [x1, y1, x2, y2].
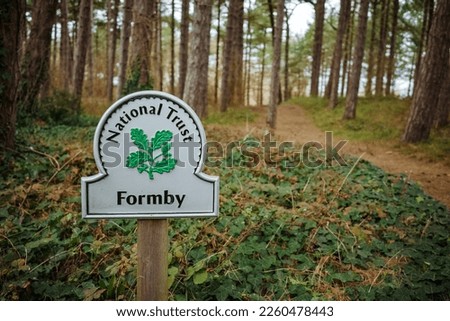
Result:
[1, 0, 449, 146]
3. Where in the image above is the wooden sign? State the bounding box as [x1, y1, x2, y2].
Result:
[81, 91, 219, 300]
[81, 91, 219, 219]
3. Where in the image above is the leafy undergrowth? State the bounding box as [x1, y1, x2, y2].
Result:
[0, 124, 449, 300]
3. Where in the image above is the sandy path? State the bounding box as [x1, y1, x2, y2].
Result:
[242, 104, 450, 208]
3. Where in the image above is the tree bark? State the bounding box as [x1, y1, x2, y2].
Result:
[117, 0, 133, 96]
[214, 0, 222, 104]
[374, 0, 389, 96]
[178, 0, 189, 98]
[86, 28, 94, 97]
[107, 0, 119, 102]
[148, 0, 158, 90]
[310, 0, 325, 97]
[156, 1, 163, 90]
[328, 0, 351, 108]
[219, 0, 240, 112]
[0, 0, 26, 151]
[266, 0, 284, 129]
[72, 0, 92, 106]
[434, 59, 450, 128]
[385, 0, 399, 96]
[341, 1, 355, 97]
[183, 0, 213, 119]
[365, 0, 379, 96]
[283, 7, 292, 101]
[343, 0, 370, 120]
[19, 0, 58, 112]
[230, 0, 244, 106]
[169, 0, 175, 94]
[60, 0, 71, 91]
[245, 18, 253, 106]
[106, 0, 112, 94]
[244, 0, 253, 106]
[403, 0, 450, 142]
[125, 0, 153, 94]
[267, 0, 275, 41]
[413, 0, 434, 95]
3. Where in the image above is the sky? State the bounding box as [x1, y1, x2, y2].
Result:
[289, 0, 341, 36]
[289, 2, 314, 36]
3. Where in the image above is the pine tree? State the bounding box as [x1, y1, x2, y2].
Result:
[403, 0, 450, 142]
[343, 0, 370, 119]
[183, 0, 213, 118]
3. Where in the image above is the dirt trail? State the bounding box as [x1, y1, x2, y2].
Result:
[240, 104, 450, 208]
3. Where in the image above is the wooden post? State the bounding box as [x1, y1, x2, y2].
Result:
[137, 219, 168, 300]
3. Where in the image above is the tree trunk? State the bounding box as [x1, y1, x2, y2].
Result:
[183, 0, 213, 118]
[266, 0, 284, 129]
[178, 0, 189, 98]
[385, 0, 399, 96]
[267, 0, 275, 41]
[244, 1, 253, 106]
[341, 1, 355, 97]
[125, 0, 153, 94]
[434, 59, 450, 128]
[51, 23, 58, 75]
[219, 0, 240, 112]
[328, 0, 351, 108]
[107, 0, 119, 102]
[19, 0, 58, 112]
[310, 0, 325, 97]
[45, 23, 57, 98]
[403, 0, 450, 143]
[214, 1, 222, 104]
[413, 0, 434, 95]
[0, 0, 26, 151]
[72, 0, 92, 106]
[365, 0, 379, 96]
[60, 0, 71, 91]
[157, 1, 163, 90]
[117, 0, 133, 97]
[374, 0, 389, 96]
[258, 29, 267, 106]
[86, 29, 94, 97]
[106, 0, 112, 94]
[284, 7, 291, 101]
[169, 0, 175, 94]
[343, 0, 370, 120]
[245, 23, 253, 106]
[230, 0, 244, 106]
[149, 0, 158, 90]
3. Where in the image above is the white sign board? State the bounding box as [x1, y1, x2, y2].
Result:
[81, 91, 219, 219]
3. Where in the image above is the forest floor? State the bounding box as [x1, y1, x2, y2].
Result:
[229, 104, 450, 209]
[2, 101, 448, 300]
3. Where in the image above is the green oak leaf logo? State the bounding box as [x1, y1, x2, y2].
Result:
[126, 128, 177, 180]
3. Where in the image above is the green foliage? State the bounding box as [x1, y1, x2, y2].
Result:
[0, 126, 137, 300]
[1, 125, 448, 300]
[167, 142, 449, 300]
[126, 128, 177, 180]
